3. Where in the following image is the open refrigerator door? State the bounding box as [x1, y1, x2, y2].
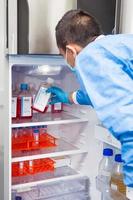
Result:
[9, 55, 130, 200]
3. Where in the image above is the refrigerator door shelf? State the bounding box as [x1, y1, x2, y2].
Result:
[95, 125, 121, 149]
[96, 176, 129, 200]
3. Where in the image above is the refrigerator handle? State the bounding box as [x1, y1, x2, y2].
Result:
[8, 0, 17, 54]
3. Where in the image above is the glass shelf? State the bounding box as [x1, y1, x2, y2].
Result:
[12, 166, 80, 190]
[12, 112, 88, 128]
[13, 176, 89, 199]
[12, 139, 87, 162]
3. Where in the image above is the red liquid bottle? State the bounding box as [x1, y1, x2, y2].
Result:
[17, 83, 33, 119]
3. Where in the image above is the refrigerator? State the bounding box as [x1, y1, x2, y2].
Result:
[0, 0, 133, 200]
[3, 54, 131, 200]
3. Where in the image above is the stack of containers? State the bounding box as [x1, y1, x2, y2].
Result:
[12, 126, 57, 152]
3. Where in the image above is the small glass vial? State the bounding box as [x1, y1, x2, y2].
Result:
[19, 161, 24, 175]
[52, 103, 63, 113]
[29, 160, 34, 174]
[33, 129, 39, 147]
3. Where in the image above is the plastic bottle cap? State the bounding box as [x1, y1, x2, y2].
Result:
[33, 129, 39, 133]
[41, 125, 47, 128]
[15, 196, 22, 200]
[20, 83, 28, 91]
[46, 77, 54, 85]
[103, 148, 113, 156]
[115, 154, 123, 162]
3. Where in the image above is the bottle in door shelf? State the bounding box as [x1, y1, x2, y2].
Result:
[110, 154, 126, 195]
[32, 78, 54, 113]
[98, 148, 113, 200]
[17, 83, 33, 119]
[98, 148, 113, 183]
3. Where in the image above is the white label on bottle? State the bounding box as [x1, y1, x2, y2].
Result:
[100, 170, 111, 177]
[12, 97, 17, 118]
[54, 103, 62, 110]
[111, 183, 118, 191]
[33, 87, 51, 112]
[21, 97, 32, 117]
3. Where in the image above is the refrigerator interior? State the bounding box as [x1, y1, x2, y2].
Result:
[10, 55, 124, 200]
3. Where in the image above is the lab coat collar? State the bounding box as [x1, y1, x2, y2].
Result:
[95, 34, 105, 41]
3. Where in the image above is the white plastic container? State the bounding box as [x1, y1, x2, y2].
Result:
[32, 78, 54, 113]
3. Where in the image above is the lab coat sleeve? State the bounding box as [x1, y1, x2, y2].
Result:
[72, 89, 93, 105]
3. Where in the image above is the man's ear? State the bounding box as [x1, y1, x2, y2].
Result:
[66, 45, 77, 58]
[66, 44, 82, 55]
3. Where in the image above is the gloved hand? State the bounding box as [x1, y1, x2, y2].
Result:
[76, 90, 93, 106]
[46, 86, 71, 104]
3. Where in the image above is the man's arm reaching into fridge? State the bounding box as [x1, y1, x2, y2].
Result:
[46, 86, 93, 106]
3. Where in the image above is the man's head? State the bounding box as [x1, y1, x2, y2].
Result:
[55, 9, 103, 68]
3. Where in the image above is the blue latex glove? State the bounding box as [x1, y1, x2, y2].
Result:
[46, 86, 71, 104]
[76, 90, 93, 106]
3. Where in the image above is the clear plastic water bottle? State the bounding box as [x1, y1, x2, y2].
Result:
[98, 148, 113, 200]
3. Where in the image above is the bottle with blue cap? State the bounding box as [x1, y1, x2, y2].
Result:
[110, 154, 126, 195]
[98, 148, 113, 200]
[33, 128, 40, 146]
[15, 196, 22, 200]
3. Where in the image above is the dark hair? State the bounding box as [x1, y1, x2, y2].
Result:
[55, 9, 103, 51]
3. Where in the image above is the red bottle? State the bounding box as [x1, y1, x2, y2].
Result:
[17, 83, 33, 119]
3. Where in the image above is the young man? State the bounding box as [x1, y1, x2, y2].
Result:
[47, 9, 133, 187]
